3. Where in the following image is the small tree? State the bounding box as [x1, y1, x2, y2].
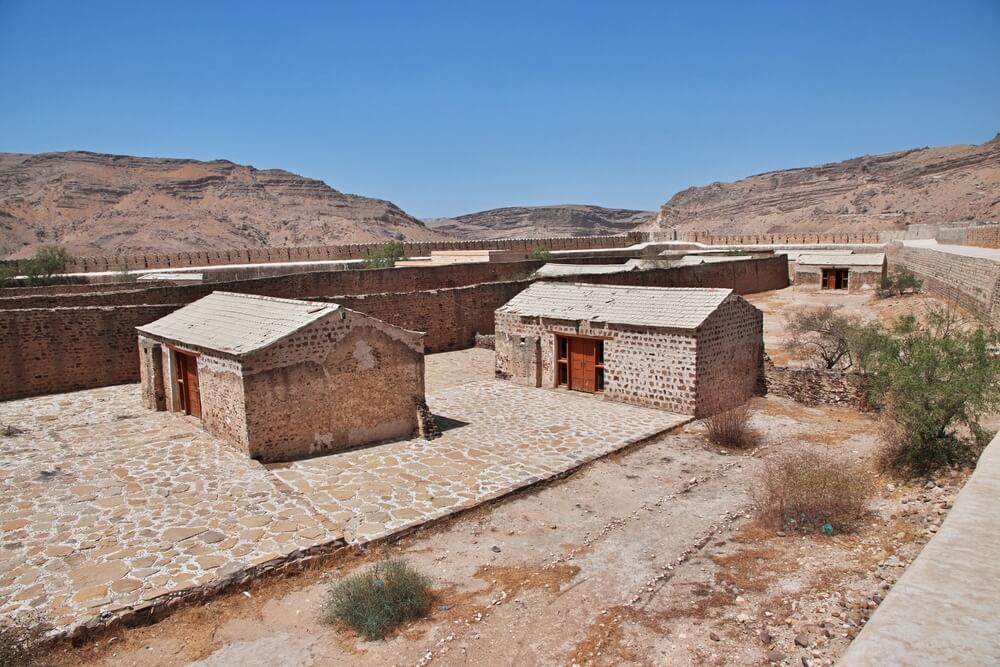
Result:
[529, 246, 551, 261]
[877, 269, 922, 298]
[0, 264, 15, 288]
[24, 245, 73, 285]
[867, 305, 1000, 474]
[784, 306, 866, 370]
[363, 241, 405, 269]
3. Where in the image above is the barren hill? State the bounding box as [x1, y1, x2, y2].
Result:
[644, 134, 1000, 235]
[0, 151, 447, 258]
[425, 204, 654, 239]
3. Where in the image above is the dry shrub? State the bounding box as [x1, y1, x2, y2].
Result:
[754, 449, 874, 533]
[702, 402, 756, 449]
[323, 558, 430, 640]
[0, 611, 48, 667]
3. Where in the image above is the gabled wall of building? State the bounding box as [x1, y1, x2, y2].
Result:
[694, 295, 764, 417]
[240, 309, 425, 462]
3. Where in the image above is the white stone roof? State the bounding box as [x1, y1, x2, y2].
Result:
[499, 282, 733, 330]
[796, 253, 885, 266]
[137, 291, 339, 356]
[534, 263, 635, 277]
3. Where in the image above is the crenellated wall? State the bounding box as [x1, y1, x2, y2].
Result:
[0, 233, 646, 275]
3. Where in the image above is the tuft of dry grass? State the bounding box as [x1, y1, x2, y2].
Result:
[754, 449, 874, 534]
[702, 402, 757, 449]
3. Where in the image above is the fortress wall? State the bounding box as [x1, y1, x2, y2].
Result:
[887, 244, 1000, 328]
[666, 231, 884, 245]
[0, 233, 646, 275]
[0, 305, 179, 401]
[0, 260, 545, 310]
[0, 256, 787, 400]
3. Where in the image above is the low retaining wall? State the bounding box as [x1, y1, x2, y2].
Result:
[839, 432, 1000, 665]
[763, 357, 862, 407]
[0, 305, 179, 401]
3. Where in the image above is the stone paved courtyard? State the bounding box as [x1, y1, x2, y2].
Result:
[0, 350, 687, 636]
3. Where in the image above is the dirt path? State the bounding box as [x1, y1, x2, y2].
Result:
[44, 392, 963, 667]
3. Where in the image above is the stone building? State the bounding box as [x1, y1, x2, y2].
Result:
[494, 282, 764, 417]
[794, 253, 887, 291]
[136, 291, 427, 462]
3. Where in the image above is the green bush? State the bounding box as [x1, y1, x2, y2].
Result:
[529, 246, 551, 261]
[868, 305, 1000, 474]
[363, 241, 405, 269]
[24, 245, 73, 286]
[877, 269, 923, 298]
[323, 559, 430, 640]
[0, 264, 16, 288]
[784, 306, 865, 370]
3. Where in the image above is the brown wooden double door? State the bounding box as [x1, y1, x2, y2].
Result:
[822, 268, 849, 290]
[556, 335, 605, 393]
[173, 349, 202, 418]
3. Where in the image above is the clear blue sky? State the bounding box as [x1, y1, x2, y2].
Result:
[1, 1, 998, 218]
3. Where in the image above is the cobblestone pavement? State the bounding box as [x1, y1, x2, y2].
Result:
[0, 350, 687, 636]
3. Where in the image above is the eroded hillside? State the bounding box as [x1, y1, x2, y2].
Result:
[0, 152, 447, 258]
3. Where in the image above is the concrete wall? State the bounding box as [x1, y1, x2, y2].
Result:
[0, 305, 178, 401]
[887, 244, 1000, 327]
[695, 296, 765, 416]
[839, 433, 1000, 666]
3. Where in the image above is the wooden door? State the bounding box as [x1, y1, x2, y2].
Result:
[823, 268, 836, 290]
[175, 351, 202, 418]
[568, 337, 597, 393]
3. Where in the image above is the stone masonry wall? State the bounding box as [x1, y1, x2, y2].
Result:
[695, 296, 765, 417]
[0, 259, 546, 310]
[0, 233, 644, 275]
[240, 310, 424, 461]
[763, 357, 862, 407]
[0, 305, 178, 401]
[793, 265, 886, 292]
[887, 244, 1000, 327]
[495, 312, 701, 415]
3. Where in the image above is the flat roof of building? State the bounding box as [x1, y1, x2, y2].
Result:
[137, 291, 339, 356]
[796, 253, 886, 267]
[499, 282, 733, 330]
[534, 263, 635, 277]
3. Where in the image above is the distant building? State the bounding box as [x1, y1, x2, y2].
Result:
[794, 253, 887, 291]
[494, 282, 764, 417]
[136, 292, 427, 462]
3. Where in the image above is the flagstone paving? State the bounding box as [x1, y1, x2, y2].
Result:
[0, 350, 687, 636]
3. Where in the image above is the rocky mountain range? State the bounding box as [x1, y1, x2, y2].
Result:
[643, 134, 1000, 235]
[424, 204, 655, 239]
[0, 151, 446, 258]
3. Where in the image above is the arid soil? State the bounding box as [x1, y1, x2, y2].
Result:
[43, 397, 964, 667]
[425, 205, 654, 239]
[643, 133, 1000, 235]
[0, 152, 447, 259]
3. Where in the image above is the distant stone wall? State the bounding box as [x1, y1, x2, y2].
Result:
[330, 281, 531, 353]
[0, 233, 645, 275]
[0, 255, 791, 401]
[664, 231, 884, 245]
[887, 244, 1000, 327]
[935, 223, 1000, 249]
[763, 357, 862, 407]
[0, 260, 545, 310]
[0, 305, 178, 401]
